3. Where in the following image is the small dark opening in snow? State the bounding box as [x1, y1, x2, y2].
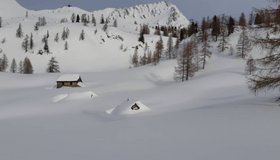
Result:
[131, 104, 140, 110]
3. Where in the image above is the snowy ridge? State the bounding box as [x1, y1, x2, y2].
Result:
[95, 1, 189, 27]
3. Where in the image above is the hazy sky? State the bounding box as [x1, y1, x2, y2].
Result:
[16, 0, 270, 21]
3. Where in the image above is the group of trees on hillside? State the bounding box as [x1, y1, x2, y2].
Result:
[0, 54, 60, 74]
[0, 55, 33, 74]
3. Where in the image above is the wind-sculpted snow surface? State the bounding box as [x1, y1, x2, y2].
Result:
[1, 52, 280, 160]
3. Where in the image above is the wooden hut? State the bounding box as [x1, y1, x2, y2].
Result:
[56, 74, 83, 88]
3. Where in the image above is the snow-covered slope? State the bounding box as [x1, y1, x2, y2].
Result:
[1, 1, 280, 160]
[1, 50, 280, 160]
[0, 0, 27, 18]
[0, 0, 189, 73]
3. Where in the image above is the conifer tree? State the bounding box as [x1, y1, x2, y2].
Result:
[166, 34, 174, 59]
[0, 54, 8, 72]
[47, 57, 60, 73]
[61, 28, 67, 40]
[92, 14, 96, 26]
[76, 14, 80, 23]
[100, 14, 105, 24]
[71, 13, 76, 23]
[23, 57, 33, 74]
[10, 58, 17, 73]
[64, 41, 68, 50]
[138, 30, 145, 44]
[79, 30, 85, 40]
[140, 53, 147, 66]
[227, 16, 235, 36]
[131, 47, 139, 67]
[34, 22, 39, 31]
[0, 17, 2, 28]
[218, 16, 229, 53]
[239, 12, 247, 27]
[18, 60, 23, 73]
[154, 27, 161, 36]
[113, 19, 118, 27]
[30, 33, 34, 50]
[54, 33, 59, 42]
[201, 17, 208, 36]
[43, 38, 50, 53]
[236, 28, 251, 58]
[174, 42, 196, 81]
[211, 15, 220, 41]
[16, 23, 23, 38]
[46, 30, 49, 38]
[246, 56, 256, 75]
[65, 27, 70, 38]
[249, 35, 280, 94]
[147, 50, 152, 64]
[200, 31, 212, 70]
[154, 36, 164, 64]
[22, 34, 29, 52]
[103, 21, 108, 32]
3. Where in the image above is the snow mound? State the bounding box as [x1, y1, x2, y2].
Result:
[106, 99, 151, 115]
[67, 91, 97, 100]
[52, 91, 97, 103]
[52, 94, 68, 103]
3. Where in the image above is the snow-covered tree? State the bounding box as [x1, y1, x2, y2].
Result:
[47, 57, 60, 73]
[64, 41, 68, 50]
[34, 22, 39, 31]
[43, 38, 50, 53]
[154, 36, 164, 65]
[100, 14, 105, 24]
[166, 34, 174, 59]
[103, 21, 108, 32]
[0, 17, 2, 28]
[92, 14, 96, 26]
[22, 34, 29, 52]
[147, 50, 152, 64]
[140, 53, 147, 66]
[236, 28, 251, 58]
[79, 30, 85, 40]
[71, 13, 76, 23]
[131, 47, 139, 67]
[29, 33, 34, 50]
[10, 58, 17, 73]
[217, 16, 229, 52]
[65, 27, 70, 38]
[174, 42, 196, 81]
[76, 14, 80, 23]
[54, 33, 59, 42]
[239, 12, 247, 27]
[248, 25, 280, 95]
[113, 19, 118, 27]
[23, 57, 33, 74]
[200, 32, 212, 70]
[138, 30, 145, 44]
[16, 23, 23, 38]
[18, 60, 23, 73]
[246, 56, 256, 75]
[211, 15, 220, 41]
[0, 54, 8, 72]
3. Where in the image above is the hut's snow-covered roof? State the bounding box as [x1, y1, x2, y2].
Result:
[106, 98, 151, 115]
[57, 74, 81, 82]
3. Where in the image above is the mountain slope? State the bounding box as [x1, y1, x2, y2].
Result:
[0, 0, 189, 73]
[0, 0, 27, 18]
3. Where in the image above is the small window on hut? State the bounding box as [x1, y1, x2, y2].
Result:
[131, 104, 140, 110]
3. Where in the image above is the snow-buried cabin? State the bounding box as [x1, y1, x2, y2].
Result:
[57, 74, 83, 88]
